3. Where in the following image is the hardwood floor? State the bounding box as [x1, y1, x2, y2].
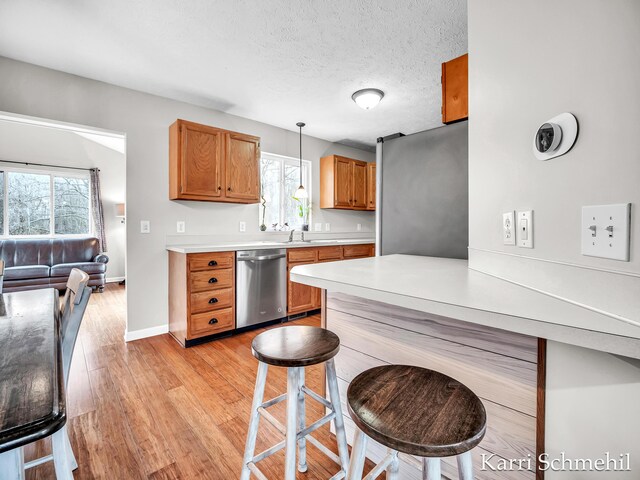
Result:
[24, 284, 374, 479]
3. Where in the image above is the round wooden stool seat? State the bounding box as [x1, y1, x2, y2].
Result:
[251, 325, 340, 367]
[347, 365, 486, 458]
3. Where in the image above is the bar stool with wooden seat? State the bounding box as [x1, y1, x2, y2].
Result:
[345, 365, 486, 480]
[241, 325, 350, 480]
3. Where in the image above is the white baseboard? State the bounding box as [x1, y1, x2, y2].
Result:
[106, 276, 125, 283]
[124, 324, 168, 342]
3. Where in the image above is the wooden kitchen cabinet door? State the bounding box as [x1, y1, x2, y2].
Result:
[170, 121, 223, 200]
[334, 156, 352, 208]
[288, 261, 320, 315]
[351, 160, 367, 210]
[366, 163, 376, 210]
[225, 132, 260, 202]
[442, 53, 468, 124]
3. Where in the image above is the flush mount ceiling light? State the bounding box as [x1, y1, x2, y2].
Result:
[351, 88, 384, 110]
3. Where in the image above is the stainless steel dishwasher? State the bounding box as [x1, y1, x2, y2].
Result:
[236, 248, 287, 328]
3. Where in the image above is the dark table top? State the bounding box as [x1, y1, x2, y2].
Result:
[0, 288, 65, 453]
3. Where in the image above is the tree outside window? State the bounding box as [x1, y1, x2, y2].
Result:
[0, 169, 91, 237]
[259, 153, 311, 231]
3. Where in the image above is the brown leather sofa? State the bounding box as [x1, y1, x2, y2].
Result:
[0, 237, 108, 293]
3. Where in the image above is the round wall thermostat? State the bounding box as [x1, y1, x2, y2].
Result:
[533, 113, 578, 160]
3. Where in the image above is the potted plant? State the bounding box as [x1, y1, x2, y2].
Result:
[293, 196, 311, 231]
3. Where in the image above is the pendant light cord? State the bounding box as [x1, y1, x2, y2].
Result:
[299, 123, 303, 185]
[296, 122, 305, 186]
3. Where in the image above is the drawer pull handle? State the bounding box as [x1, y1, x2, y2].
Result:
[208, 277, 218, 283]
[208, 298, 218, 304]
[208, 260, 218, 266]
[208, 318, 218, 325]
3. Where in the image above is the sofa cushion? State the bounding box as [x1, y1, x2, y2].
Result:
[50, 262, 106, 278]
[4, 265, 51, 280]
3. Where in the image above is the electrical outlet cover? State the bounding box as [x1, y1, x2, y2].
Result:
[517, 211, 533, 248]
[176, 221, 185, 233]
[503, 211, 516, 245]
[314, 223, 322, 232]
[581, 203, 630, 261]
[325, 223, 331, 232]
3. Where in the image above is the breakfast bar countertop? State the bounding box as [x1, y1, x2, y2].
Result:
[290, 254, 640, 359]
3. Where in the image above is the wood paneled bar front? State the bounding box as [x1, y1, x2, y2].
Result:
[324, 291, 542, 480]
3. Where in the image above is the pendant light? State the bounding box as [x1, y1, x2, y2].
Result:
[294, 122, 308, 199]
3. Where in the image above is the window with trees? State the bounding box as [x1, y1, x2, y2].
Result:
[0, 168, 91, 237]
[259, 153, 311, 231]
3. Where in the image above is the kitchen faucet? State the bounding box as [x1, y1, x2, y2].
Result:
[288, 229, 295, 242]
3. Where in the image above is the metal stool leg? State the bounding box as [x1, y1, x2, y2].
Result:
[386, 448, 400, 480]
[285, 367, 300, 480]
[241, 361, 268, 480]
[297, 367, 307, 473]
[0, 448, 25, 480]
[346, 428, 368, 480]
[423, 457, 441, 480]
[456, 451, 473, 479]
[326, 358, 350, 472]
[52, 427, 74, 480]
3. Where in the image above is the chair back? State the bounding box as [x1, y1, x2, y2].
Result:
[60, 268, 92, 386]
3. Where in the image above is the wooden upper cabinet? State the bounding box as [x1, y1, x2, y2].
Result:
[169, 119, 260, 203]
[170, 121, 223, 200]
[366, 163, 376, 211]
[226, 132, 260, 202]
[320, 155, 371, 210]
[334, 157, 352, 208]
[442, 53, 468, 124]
[352, 161, 367, 209]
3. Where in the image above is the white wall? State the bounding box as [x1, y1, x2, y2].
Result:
[0, 120, 126, 280]
[0, 56, 374, 334]
[468, 1, 640, 477]
[468, 0, 640, 325]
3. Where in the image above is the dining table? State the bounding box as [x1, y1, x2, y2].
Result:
[0, 288, 66, 478]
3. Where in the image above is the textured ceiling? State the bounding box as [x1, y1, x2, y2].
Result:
[0, 0, 467, 148]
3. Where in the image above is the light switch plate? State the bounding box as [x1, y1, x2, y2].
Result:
[140, 220, 150, 234]
[357, 223, 362, 232]
[581, 203, 631, 261]
[176, 221, 185, 233]
[517, 211, 533, 248]
[503, 211, 516, 245]
[325, 223, 331, 232]
[314, 223, 322, 232]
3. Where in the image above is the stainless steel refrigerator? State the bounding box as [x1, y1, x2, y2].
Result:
[377, 121, 468, 259]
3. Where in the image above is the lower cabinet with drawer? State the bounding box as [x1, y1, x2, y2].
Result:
[287, 244, 374, 316]
[168, 250, 236, 347]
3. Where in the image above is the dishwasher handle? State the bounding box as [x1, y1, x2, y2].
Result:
[237, 253, 286, 262]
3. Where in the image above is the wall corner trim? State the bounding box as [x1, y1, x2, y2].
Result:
[124, 324, 169, 342]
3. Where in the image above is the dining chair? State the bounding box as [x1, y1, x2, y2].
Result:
[22, 269, 92, 479]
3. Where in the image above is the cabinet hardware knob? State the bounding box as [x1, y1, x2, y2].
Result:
[209, 298, 219, 304]
[228, 187, 232, 191]
[208, 260, 218, 266]
[218, 186, 222, 190]
[208, 318, 218, 325]
[208, 278, 218, 283]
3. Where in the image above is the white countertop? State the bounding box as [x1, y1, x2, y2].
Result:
[166, 238, 375, 254]
[290, 254, 640, 359]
